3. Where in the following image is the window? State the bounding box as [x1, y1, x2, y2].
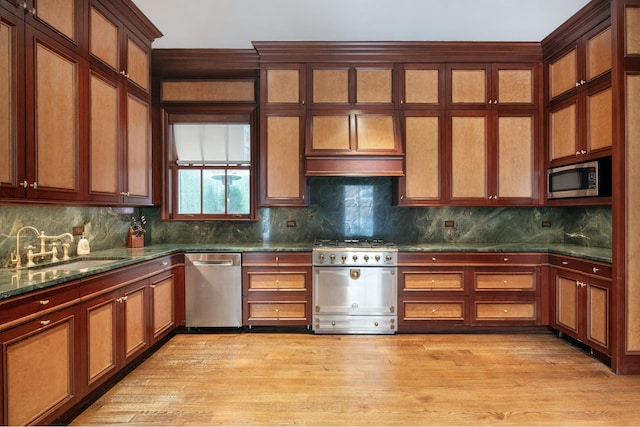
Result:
[164, 110, 256, 220]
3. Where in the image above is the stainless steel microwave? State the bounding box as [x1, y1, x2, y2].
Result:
[547, 157, 612, 199]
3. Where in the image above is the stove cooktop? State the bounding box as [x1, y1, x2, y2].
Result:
[313, 239, 397, 249]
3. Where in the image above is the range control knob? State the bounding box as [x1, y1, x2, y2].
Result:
[352, 254, 358, 262]
[364, 255, 369, 262]
[341, 254, 347, 263]
[386, 255, 393, 261]
[319, 254, 325, 263]
[330, 254, 336, 263]
[375, 255, 381, 262]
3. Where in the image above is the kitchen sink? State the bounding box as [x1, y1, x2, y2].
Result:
[36, 258, 126, 271]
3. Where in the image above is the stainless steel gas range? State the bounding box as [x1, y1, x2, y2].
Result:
[312, 239, 398, 334]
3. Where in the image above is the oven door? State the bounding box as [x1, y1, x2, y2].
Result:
[312, 266, 397, 315]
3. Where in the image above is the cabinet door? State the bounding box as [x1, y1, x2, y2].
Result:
[150, 273, 175, 342]
[586, 26, 611, 82]
[89, 3, 120, 73]
[355, 67, 393, 104]
[400, 65, 442, 106]
[84, 292, 118, 391]
[122, 282, 147, 363]
[29, 0, 81, 48]
[263, 65, 305, 106]
[549, 98, 578, 162]
[587, 280, 609, 349]
[448, 65, 488, 106]
[124, 30, 150, 93]
[123, 92, 151, 204]
[496, 113, 535, 200]
[311, 67, 349, 104]
[0, 10, 25, 198]
[494, 65, 536, 106]
[556, 276, 579, 333]
[88, 69, 121, 201]
[549, 48, 578, 100]
[1, 309, 76, 426]
[449, 112, 488, 201]
[397, 113, 442, 203]
[586, 83, 612, 153]
[261, 111, 306, 206]
[25, 30, 82, 200]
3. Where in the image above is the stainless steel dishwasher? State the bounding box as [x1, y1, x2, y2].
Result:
[185, 253, 242, 328]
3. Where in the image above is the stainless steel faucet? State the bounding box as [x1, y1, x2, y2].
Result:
[10, 227, 74, 269]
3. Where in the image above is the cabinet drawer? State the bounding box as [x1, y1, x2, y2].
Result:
[475, 273, 535, 291]
[403, 301, 464, 320]
[403, 273, 464, 291]
[247, 273, 307, 291]
[550, 255, 611, 279]
[0, 283, 79, 328]
[247, 301, 308, 320]
[474, 302, 536, 320]
[242, 252, 312, 267]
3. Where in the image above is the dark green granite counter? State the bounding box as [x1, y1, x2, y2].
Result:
[0, 242, 611, 301]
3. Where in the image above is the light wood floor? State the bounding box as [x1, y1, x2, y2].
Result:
[70, 332, 640, 426]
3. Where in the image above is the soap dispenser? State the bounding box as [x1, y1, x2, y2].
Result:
[77, 233, 90, 255]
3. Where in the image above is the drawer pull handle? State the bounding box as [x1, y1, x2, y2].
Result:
[503, 309, 508, 313]
[161, 262, 168, 266]
[432, 309, 437, 313]
[562, 261, 569, 265]
[431, 257, 437, 261]
[593, 267, 599, 273]
[39, 300, 49, 305]
[40, 320, 50, 326]
[503, 257, 509, 262]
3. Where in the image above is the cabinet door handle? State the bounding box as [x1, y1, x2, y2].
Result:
[593, 267, 600, 273]
[40, 320, 50, 326]
[503, 257, 509, 262]
[20, 181, 28, 188]
[120, 191, 130, 197]
[562, 261, 569, 265]
[39, 300, 50, 305]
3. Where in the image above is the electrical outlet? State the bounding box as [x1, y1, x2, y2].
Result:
[444, 220, 455, 227]
[286, 220, 297, 227]
[72, 226, 85, 235]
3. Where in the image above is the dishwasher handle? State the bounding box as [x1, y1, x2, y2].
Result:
[192, 260, 234, 266]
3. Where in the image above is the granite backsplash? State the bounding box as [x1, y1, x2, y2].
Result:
[0, 178, 611, 267]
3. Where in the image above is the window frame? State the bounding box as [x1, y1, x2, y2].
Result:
[161, 105, 258, 221]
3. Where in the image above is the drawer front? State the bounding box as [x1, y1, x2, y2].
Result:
[313, 315, 396, 334]
[474, 302, 536, 320]
[247, 302, 308, 320]
[403, 301, 464, 320]
[0, 283, 79, 327]
[475, 273, 535, 291]
[403, 273, 464, 291]
[550, 255, 612, 279]
[242, 252, 312, 267]
[248, 273, 307, 291]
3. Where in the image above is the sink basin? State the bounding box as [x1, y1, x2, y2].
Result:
[38, 258, 125, 271]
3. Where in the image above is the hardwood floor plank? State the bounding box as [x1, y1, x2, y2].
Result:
[70, 333, 640, 426]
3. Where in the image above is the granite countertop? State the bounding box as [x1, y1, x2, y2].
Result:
[0, 242, 612, 301]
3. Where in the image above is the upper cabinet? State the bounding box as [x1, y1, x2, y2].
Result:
[399, 64, 443, 107]
[309, 65, 395, 107]
[546, 23, 612, 166]
[447, 63, 537, 108]
[263, 64, 306, 107]
[0, 0, 161, 205]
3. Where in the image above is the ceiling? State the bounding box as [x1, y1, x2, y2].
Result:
[132, 0, 593, 50]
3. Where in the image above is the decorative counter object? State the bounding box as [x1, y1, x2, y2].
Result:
[127, 216, 146, 248]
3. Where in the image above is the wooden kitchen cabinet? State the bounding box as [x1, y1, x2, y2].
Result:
[447, 110, 538, 205]
[550, 254, 611, 355]
[87, 1, 154, 205]
[547, 24, 612, 165]
[242, 252, 312, 327]
[399, 64, 443, 107]
[309, 64, 395, 106]
[260, 63, 307, 206]
[0, 280, 80, 426]
[398, 253, 468, 331]
[0, 0, 159, 205]
[259, 110, 306, 206]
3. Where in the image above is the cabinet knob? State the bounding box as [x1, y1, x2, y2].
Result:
[503, 257, 509, 262]
[593, 267, 599, 273]
[39, 300, 49, 305]
[40, 320, 50, 326]
[29, 182, 38, 189]
[562, 261, 569, 265]
[120, 191, 130, 197]
[20, 181, 28, 188]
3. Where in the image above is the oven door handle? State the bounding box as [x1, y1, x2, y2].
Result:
[350, 269, 360, 280]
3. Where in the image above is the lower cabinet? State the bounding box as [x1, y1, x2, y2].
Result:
[242, 252, 312, 327]
[550, 255, 612, 355]
[398, 252, 543, 332]
[0, 307, 78, 426]
[82, 279, 148, 393]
